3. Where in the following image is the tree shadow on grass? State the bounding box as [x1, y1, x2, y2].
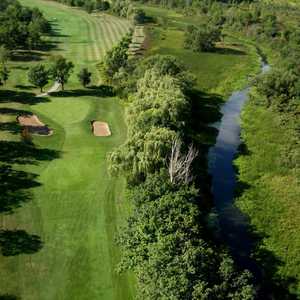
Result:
[0, 230, 42, 256]
[214, 46, 246, 56]
[11, 51, 46, 62]
[0, 141, 60, 165]
[14, 85, 35, 91]
[0, 165, 41, 214]
[0, 121, 20, 134]
[51, 85, 115, 98]
[0, 90, 49, 105]
[48, 21, 70, 38]
[0, 295, 21, 300]
[11, 65, 29, 71]
[0, 108, 31, 116]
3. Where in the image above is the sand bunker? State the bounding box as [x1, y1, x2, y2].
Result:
[17, 115, 53, 136]
[92, 121, 111, 137]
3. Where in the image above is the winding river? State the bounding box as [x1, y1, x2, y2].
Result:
[208, 59, 270, 273]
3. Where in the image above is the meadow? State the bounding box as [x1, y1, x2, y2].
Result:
[140, 5, 260, 97]
[0, 0, 134, 299]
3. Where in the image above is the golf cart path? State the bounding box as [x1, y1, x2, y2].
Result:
[37, 81, 61, 97]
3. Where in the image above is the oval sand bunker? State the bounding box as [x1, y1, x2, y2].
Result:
[92, 121, 111, 137]
[17, 115, 53, 136]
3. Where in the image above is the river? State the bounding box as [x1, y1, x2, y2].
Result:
[207, 59, 270, 273]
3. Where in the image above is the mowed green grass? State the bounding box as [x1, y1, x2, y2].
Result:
[0, 1, 134, 299]
[11, 0, 132, 88]
[142, 5, 260, 97]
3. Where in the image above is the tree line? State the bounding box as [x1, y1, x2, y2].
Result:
[101, 37, 256, 299]
[0, 51, 92, 91]
[47, 0, 111, 13]
[0, 0, 51, 50]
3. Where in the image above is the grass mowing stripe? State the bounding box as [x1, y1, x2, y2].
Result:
[109, 19, 125, 45]
[112, 18, 131, 37]
[112, 19, 127, 38]
[81, 15, 99, 61]
[81, 15, 95, 62]
[89, 17, 103, 60]
[98, 19, 112, 54]
[93, 18, 107, 60]
[101, 19, 118, 52]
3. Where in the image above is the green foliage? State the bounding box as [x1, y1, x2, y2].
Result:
[77, 68, 92, 87]
[255, 67, 300, 112]
[111, 0, 134, 18]
[27, 64, 49, 92]
[95, 0, 110, 11]
[184, 24, 222, 52]
[133, 9, 146, 24]
[0, 65, 9, 86]
[128, 69, 188, 131]
[99, 35, 131, 84]
[118, 174, 255, 300]
[0, 46, 10, 65]
[109, 50, 256, 298]
[109, 127, 177, 181]
[235, 53, 300, 297]
[138, 54, 196, 91]
[0, 0, 50, 50]
[49, 55, 74, 90]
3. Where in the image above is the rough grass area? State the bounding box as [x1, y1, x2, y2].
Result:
[142, 5, 260, 97]
[235, 102, 300, 297]
[0, 0, 134, 299]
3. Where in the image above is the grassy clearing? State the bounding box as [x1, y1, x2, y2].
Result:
[147, 27, 259, 96]
[141, 5, 260, 97]
[0, 0, 134, 299]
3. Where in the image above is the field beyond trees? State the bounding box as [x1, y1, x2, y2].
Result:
[0, 0, 134, 299]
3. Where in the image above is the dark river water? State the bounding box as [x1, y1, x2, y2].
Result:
[208, 60, 270, 272]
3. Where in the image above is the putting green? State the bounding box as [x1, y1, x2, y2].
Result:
[0, 1, 134, 299]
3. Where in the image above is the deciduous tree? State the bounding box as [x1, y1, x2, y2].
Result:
[77, 68, 91, 87]
[28, 64, 49, 92]
[49, 55, 74, 90]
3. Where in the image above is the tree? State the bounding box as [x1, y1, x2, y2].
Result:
[184, 24, 222, 52]
[0, 46, 10, 65]
[133, 9, 146, 24]
[168, 138, 198, 185]
[128, 69, 188, 132]
[99, 36, 130, 83]
[28, 64, 49, 92]
[84, 1, 94, 13]
[49, 55, 74, 90]
[138, 54, 196, 91]
[0, 65, 9, 86]
[77, 68, 91, 87]
[109, 127, 177, 181]
[95, 0, 110, 11]
[118, 173, 256, 300]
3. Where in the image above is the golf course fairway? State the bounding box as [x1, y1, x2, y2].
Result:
[0, 0, 134, 299]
